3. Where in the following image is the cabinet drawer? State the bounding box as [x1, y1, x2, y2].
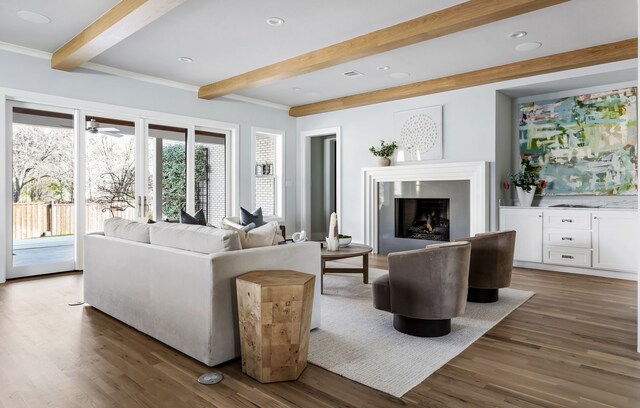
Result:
[543, 246, 591, 267]
[544, 211, 591, 230]
[544, 229, 591, 248]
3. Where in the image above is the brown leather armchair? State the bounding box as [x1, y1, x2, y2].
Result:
[456, 230, 516, 303]
[372, 242, 471, 337]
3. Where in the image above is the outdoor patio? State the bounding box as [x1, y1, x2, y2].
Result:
[12, 236, 74, 267]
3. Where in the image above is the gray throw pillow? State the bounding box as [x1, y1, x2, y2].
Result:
[181, 209, 207, 226]
[240, 207, 265, 227]
[241, 222, 256, 232]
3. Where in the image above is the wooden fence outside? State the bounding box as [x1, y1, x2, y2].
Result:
[12, 202, 136, 240]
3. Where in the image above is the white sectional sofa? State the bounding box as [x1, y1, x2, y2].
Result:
[83, 219, 321, 367]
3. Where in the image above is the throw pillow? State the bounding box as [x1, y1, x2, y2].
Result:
[240, 207, 265, 227]
[241, 222, 256, 232]
[222, 221, 278, 249]
[181, 209, 207, 226]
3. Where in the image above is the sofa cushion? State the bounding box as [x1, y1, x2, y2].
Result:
[104, 217, 150, 243]
[222, 221, 278, 249]
[149, 223, 241, 254]
[240, 207, 265, 227]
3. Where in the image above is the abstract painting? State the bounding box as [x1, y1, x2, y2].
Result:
[395, 106, 442, 162]
[518, 87, 637, 195]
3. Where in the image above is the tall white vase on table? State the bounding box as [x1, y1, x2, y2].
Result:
[516, 186, 535, 207]
[326, 212, 340, 251]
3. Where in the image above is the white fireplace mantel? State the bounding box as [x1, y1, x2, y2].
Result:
[362, 161, 489, 253]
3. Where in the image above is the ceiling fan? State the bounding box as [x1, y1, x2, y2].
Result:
[86, 118, 126, 137]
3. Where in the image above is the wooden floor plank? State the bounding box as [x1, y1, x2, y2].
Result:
[0, 258, 638, 407]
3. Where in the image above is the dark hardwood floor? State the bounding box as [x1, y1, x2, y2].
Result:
[0, 255, 638, 407]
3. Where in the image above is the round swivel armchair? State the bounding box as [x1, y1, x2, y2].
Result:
[456, 230, 516, 303]
[372, 241, 471, 337]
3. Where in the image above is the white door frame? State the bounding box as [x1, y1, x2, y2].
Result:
[299, 126, 342, 236]
[6, 101, 77, 279]
[0, 94, 9, 283]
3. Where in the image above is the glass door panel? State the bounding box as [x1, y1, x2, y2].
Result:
[195, 128, 226, 226]
[10, 105, 75, 277]
[147, 124, 187, 222]
[85, 115, 137, 233]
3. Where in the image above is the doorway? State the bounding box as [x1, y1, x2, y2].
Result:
[309, 136, 337, 240]
[300, 127, 341, 240]
[10, 105, 76, 278]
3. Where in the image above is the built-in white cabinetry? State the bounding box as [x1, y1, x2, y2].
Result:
[500, 208, 542, 263]
[543, 210, 592, 268]
[500, 207, 637, 280]
[592, 211, 638, 272]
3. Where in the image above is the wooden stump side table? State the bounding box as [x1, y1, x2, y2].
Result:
[236, 270, 315, 383]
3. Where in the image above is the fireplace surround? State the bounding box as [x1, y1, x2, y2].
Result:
[362, 161, 488, 253]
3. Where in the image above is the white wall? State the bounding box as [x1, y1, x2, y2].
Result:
[495, 91, 514, 220]
[297, 60, 638, 242]
[0, 49, 299, 229]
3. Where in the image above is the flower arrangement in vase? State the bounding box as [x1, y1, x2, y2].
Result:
[503, 159, 547, 207]
[369, 140, 398, 166]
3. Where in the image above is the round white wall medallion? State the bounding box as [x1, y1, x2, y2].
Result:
[400, 114, 438, 155]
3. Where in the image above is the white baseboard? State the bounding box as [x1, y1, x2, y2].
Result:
[514, 261, 637, 281]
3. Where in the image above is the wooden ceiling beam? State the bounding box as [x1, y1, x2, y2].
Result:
[289, 38, 638, 117]
[198, 0, 569, 99]
[51, 0, 186, 71]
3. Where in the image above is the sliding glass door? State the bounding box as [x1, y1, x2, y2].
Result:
[10, 103, 76, 278]
[84, 115, 138, 233]
[4, 99, 234, 279]
[147, 123, 187, 222]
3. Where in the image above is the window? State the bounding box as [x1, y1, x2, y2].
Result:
[194, 129, 226, 226]
[251, 127, 284, 220]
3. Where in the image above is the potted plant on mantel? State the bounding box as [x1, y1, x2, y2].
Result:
[369, 140, 398, 166]
[504, 159, 547, 206]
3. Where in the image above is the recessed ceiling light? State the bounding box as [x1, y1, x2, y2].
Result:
[16, 10, 51, 24]
[508, 31, 527, 39]
[390, 72, 410, 79]
[377, 66, 390, 71]
[266, 17, 285, 26]
[292, 87, 302, 92]
[177, 57, 193, 63]
[515, 42, 542, 52]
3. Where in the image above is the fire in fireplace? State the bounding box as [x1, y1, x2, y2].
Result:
[395, 198, 450, 242]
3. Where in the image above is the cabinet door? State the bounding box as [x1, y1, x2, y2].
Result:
[500, 209, 543, 263]
[592, 211, 638, 272]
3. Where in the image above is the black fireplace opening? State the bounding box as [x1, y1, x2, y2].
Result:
[395, 198, 450, 242]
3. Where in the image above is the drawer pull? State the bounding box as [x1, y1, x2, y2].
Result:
[561, 219, 573, 223]
[561, 255, 574, 259]
[561, 237, 573, 241]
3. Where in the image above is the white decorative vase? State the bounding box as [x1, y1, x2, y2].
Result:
[378, 157, 391, 167]
[325, 236, 340, 251]
[516, 186, 535, 207]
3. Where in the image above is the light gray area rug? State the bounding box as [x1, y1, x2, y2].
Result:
[308, 268, 534, 397]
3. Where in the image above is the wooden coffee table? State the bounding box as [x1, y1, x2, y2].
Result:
[320, 243, 373, 294]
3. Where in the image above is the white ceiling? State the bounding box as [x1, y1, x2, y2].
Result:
[0, 0, 637, 107]
[0, 0, 119, 51]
